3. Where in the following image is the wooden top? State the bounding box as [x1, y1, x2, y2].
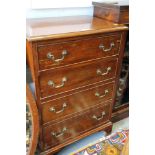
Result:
[92, 0, 129, 10]
[26, 16, 128, 41]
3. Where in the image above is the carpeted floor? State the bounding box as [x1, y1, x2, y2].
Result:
[72, 129, 129, 155]
[112, 117, 129, 132]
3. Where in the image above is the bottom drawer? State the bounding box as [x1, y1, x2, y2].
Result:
[43, 101, 111, 149]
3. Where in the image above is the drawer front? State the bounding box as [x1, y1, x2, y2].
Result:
[38, 33, 121, 70]
[43, 102, 111, 149]
[39, 57, 118, 98]
[41, 82, 114, 124]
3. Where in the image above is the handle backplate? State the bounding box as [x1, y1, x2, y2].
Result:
[51, 127, 67, 138]
[47, 50, 68, 63]
[49, 103, 67, 114]
[48, 77, 67, 89]
[97, 67, 111, 76]
[99, 42, 115, 52]
[92, 111, 106, 121]
[95, 89, 109, 98]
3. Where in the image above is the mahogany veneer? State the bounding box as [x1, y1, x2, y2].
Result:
[41, 81, 115, 125]
[39, 57, 118, 98]
[26, 16, 128, 154]
[43, 102, 111, 149]
[37, 33, 121, 70]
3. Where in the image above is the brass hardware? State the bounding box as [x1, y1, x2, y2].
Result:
[49, 103, 67, 114]
[99, 42, 115, 52]
[97, 67, 111, 76]
[51, 127, 67, 138]
[92, 111, 106, 121]
[95, 89, 109, 98]
[47, 50, 68, 63]
[48, 77, 67, 88]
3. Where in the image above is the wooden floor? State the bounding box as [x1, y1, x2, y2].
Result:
[121, 138, 129, 155]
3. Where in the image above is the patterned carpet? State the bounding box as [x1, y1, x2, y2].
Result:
[72, 129, 129, 155]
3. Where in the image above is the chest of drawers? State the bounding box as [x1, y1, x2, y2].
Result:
[26, 16, 128, 154]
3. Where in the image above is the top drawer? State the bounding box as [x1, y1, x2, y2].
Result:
[37, 33, 121, 70]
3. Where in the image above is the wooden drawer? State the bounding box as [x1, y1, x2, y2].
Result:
[43, 102, 111, 149]
[41, 81, 114, 125]
[37, 33, 121, 70]
[39, 57, 118, 98]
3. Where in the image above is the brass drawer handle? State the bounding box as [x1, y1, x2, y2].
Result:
[48, 77, 67, 88]
[49, 103, 67, 114]
[51, 127, 67, 138]
[95, 89, 109, 98]
[47, 50, 68, 63]
[97, 67, 111, 76]
[92, 111, 106, 121]
[99, 42, 115, 52]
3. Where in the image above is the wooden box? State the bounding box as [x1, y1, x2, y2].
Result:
[92, 1, 129, 24]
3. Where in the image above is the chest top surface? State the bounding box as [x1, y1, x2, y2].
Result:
[26, 16, 128, 41]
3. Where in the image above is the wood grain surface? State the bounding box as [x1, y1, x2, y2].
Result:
[26, 16, 128, 41]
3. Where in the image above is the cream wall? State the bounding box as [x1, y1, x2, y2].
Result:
[26, 0, 128, 18]
[26, 7, 94, 18]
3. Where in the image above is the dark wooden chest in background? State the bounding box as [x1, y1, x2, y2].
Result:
[93, 1, 129, 24]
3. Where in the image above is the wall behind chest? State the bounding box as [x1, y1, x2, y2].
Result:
[26, 0, 121, 18]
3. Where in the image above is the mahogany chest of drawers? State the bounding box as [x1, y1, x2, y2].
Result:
[26, 16, 128, 155]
